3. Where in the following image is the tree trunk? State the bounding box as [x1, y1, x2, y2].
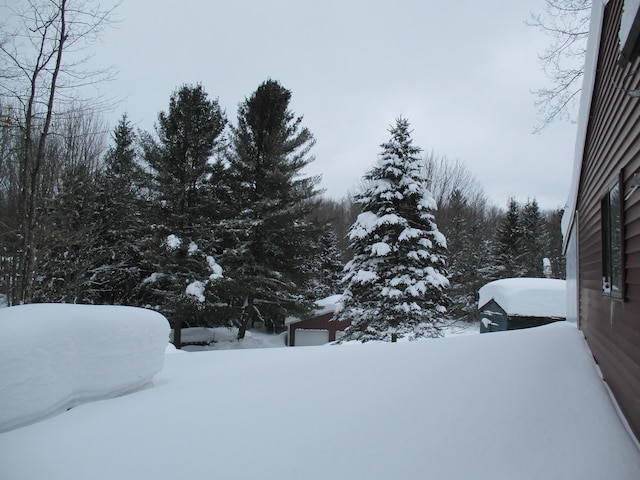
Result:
[13, 0, 67, 305]
[237, 296, 253, 340]
[173, 320, 182, 349]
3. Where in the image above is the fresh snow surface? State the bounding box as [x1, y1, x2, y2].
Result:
[2, 321, 640, 479]
[0, 304, 169, 432]
[478, 278, 567, 318]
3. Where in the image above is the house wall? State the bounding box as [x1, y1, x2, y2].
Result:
[288, 312, 351, 346]
[577, 0, 640, 441]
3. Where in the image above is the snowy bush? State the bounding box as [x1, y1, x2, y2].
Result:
[0, 304, 169, 432]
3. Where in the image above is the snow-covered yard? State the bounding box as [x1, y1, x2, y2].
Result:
[1, 306, 639, 479]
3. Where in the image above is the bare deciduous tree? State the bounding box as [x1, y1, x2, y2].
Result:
[422, 151, 487, 212]
[0, 0, 116, 305]
[527, 0, 591, 132]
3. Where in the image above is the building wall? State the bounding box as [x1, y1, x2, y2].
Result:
[288, 312, 351, 346]
[577, 0, 640, 441]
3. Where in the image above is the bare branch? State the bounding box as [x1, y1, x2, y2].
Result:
[527, 0, 591, 132]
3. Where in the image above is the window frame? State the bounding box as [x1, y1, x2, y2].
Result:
[601, 173, 625, 299]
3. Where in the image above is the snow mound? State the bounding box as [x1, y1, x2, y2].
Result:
[478, 278, 566, 318]
[0, 304, 169, 432]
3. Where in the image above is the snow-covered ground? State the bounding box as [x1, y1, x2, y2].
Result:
[1, 306, 639, 479]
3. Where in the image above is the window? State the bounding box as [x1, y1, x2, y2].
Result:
[602, 181, 624, 297]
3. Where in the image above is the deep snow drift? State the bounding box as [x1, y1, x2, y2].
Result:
[1, 319, 639, 479]
[0, 304, 169, 432]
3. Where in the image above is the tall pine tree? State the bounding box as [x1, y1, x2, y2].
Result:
[139, 84, 227, 344]
[337, 118, 448, 342]
[221, 79, 321, 338]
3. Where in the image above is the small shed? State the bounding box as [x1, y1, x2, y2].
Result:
[286, 295, 351, 346]
[478, 278, 566, 333]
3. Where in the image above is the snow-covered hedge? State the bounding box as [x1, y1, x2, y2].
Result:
[0, 304, 169, 432]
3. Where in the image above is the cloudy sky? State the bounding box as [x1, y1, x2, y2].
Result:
[88, 0, 578, 210]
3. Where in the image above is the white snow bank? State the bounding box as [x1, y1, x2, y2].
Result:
[1, 322, 639, 479]
[479, 278, 566, 318]
[0, 304, 169, 432]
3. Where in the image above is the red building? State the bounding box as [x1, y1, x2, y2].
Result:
[286, 295, 351, 346]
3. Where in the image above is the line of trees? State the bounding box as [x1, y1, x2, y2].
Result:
[0, 1, 567, 338]
[0, 81, 565, 332]
[1, 79, 342, 343]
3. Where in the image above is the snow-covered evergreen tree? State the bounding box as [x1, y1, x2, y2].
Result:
[87, 114, 148, 305]
[337, 118, 449, 342]
[307, 227, 344, 299]
[138, 85, 227, 340]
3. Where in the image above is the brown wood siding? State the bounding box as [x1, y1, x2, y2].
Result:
[577, 0, 640, 441]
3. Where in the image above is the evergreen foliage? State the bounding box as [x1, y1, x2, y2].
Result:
[86, 114, 148, 305]
[493, 197, 561, 280]
[494, 197, 524, 277]
[221, 79, 321, 338]
[307, 227, 344, 298]
[519, 198, 550, 276]
[337, 118, 449, 342]
[440, 189, 499, 321]
[138, 85, 227, 332]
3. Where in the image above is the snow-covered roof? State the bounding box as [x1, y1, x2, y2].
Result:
[478, 278, 566, 318]
[314, 294, 343, 315]
[562, 1, 606, 247]
[284, 295, 343, 325]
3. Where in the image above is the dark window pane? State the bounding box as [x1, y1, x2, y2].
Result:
[609, 183, 623, 296]
[602, 181, 623, 298]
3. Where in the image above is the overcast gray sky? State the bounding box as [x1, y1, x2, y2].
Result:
[90, 0, 577, 210]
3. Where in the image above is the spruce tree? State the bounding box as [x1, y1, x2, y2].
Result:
[138, 85, 227, 342]
[441, 189, 491, 321]
[337, 118, 449, 342]
[519, 198, 550, 276]
[494, 197, 523, 277]
[307, 226, 344, 299]
[87, 113, 147, 305]
[221, 79, 320, 338]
